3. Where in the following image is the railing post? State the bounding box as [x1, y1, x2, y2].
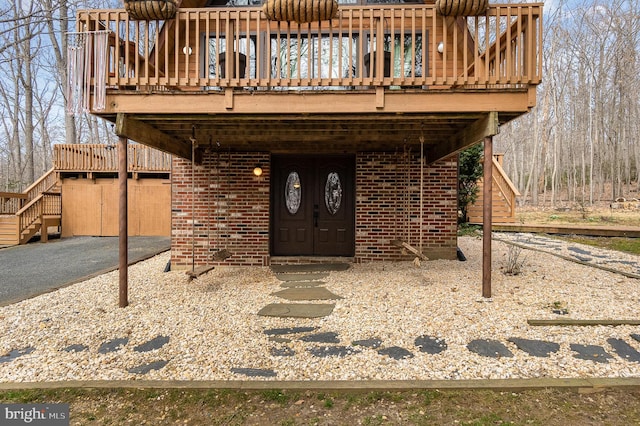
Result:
[119, 135, 129, 308]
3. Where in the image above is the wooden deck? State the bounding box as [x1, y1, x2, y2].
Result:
[54, 144, 171, 176]
[0, 145, 172, 246]
[74, 3, 543, 161]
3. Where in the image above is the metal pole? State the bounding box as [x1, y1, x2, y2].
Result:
[118, 136, 129, 308]
[482, 136, 493, 298]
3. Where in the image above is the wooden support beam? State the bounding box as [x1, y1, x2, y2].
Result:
[482, 135, 493, 298]
[118, 135, 129, 308]
[115, 113, 191, 160]
[426, 111, 499, 164]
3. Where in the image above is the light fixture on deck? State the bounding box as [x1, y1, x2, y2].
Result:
[437, 41, 444, 54]
[182, 46, 192, 55]
[253, 165, 263, 177]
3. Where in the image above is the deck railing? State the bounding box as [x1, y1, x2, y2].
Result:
[76, 3, 542, 93]
[0, 192, 26, 215]
[54, 144, 172, 172]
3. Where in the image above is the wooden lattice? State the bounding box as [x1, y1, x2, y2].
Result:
[435, 0, 488, 16]
[262, 0, 339, 23]
[124, 0, 178, 20]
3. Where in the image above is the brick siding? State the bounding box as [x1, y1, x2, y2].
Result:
[355, 151, 458, 262]
[171, 151, 458, 269]
[171, 152, 271, 269]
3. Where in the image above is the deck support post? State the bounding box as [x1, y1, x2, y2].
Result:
[482, 135, 493, 298]
[118, 135, 129, 308]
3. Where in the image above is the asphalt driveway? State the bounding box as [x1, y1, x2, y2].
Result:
[0, 236, 170, 306]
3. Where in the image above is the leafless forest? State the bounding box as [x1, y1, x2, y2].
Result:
[495, 0, 640, 206]
[1, 0, 638, 207]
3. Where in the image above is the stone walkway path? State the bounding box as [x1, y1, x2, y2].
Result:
[493, 232, 640, 279]
[230, 260, 640, 378]
[2, 244, 640, 379]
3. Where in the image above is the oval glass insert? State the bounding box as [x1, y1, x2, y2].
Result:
[325, 172, 342, 215]
[285, 171, 302, 214]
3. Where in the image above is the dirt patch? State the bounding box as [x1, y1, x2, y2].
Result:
[515, 205, 640, 227]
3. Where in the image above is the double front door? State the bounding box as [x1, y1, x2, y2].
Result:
[272, 156, 355, 256]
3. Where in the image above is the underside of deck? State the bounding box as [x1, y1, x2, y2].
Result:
[100, 88, 532, 162]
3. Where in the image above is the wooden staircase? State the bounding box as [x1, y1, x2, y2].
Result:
[468, 155, 520, 224]
[0, 169, 61, 246]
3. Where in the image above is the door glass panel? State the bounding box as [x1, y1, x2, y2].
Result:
[324, 172, 342, 215]
[285, 171, 302, 214]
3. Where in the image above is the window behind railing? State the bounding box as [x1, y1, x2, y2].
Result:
[75, 4, 543, 91]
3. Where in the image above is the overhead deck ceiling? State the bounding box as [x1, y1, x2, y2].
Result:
[109, 108, 512, 164]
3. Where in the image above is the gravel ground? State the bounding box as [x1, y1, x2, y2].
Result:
[1, 236, 639, 382]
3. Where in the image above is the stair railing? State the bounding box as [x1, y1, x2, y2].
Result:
[6, 168, 61, 244]
[14, 191, 62, 244]
[491, 156, 520, 220]
[22, 168, 57, 202]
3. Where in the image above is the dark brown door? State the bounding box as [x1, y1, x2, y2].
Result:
[272, 155, 354, 256]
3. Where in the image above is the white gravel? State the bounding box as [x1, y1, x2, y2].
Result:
[1, 236, 639, 382]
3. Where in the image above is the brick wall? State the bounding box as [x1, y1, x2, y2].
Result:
[171, 150, 458, 269]
[355, 151, 458, 262]
[171, 151, 271, 269]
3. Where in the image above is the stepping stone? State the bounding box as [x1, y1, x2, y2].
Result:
[300, 332, 340, 344]
[134, 335, 170, 353]
[280, 281, 326, 288]
[274, 272, 329, 282]
[128, 360, 169, 375]
[607, 338, 640, 363]
[62, 344, 89, 353]
[272, 287, 342, 301]
[264, 326, 319, 336]
[269, 336, 292, 343]
[308, 346, 361, 358]
[258, 303, 334, 318]
[568, 246, 592, 256]
[415, 335, 447, 354]
[571, 255, 592, 263]
[270, 346, 295, 357]
[570, 344, 613, 363]
[352, 338, 382, 349]
[632, 334, 640, 343]
[378, 346, 414, 360]
[467, 339, 514, 358]
[271, 263, 350, 273]
[508, 337, 560, 357]
[98, 337, 129, 354]
[611, 260, 638, 266]
[231, 367, 277, 377]
[0, 347, 35, 363]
